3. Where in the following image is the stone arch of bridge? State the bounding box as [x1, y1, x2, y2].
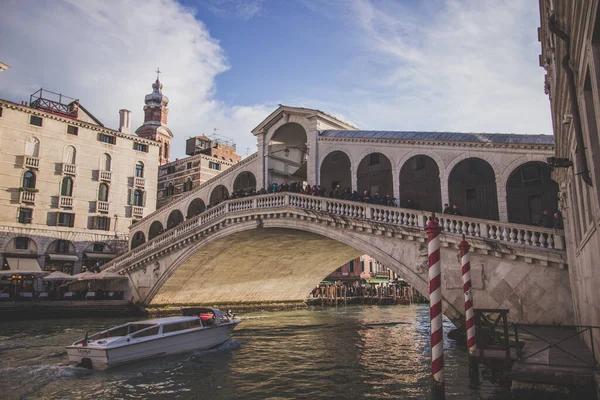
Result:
[148, 220, 164, 240]
[143, 220, 462, 323]
[356, 151, 395, 199]
[233, 171, 257, 193]
[399, 154, 442, 212]
[209, 185, 229, 206]
[267, 122, 309, 185]
[319, 149, 353, 192]
[167, 209, 184, 230]
[448, 157, 499, 220]
[186, 198, 206, 219]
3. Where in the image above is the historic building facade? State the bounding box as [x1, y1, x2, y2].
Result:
[0, 89, 160, 275]
[156, 136, 241, 209]
[539, 0, 600, 356]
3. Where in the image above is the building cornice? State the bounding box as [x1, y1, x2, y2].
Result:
[0, 99, 161, 147]
[316, 136, 555, 151]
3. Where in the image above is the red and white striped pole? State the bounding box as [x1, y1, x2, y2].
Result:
[459, 235, 479, 384]
[426, 215, 445, 400]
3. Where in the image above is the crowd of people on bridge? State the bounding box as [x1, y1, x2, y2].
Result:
[211, 182, 398, 208]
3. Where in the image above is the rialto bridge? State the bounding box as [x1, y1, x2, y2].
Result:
[102, 106, 572, 326]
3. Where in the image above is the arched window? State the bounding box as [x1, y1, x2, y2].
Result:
[98, 183, 109, 201]
[165, 182, 174, 196]
[22, 171, 36, 188]
[63, 145, 76, 164]
[25, 137, 40, 157]
[133, 189, 144, 206]
[60, 177, 73, 196]
[101, 153, 112, 171]
[183, 179, 193, 192]
[135, 162, 144, 178]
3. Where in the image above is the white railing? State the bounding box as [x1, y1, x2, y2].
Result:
[97, 200, 109, 212]
[99, 170, 112, 181]
[134, 177, 145, 188]
[129, 152, 259, 229]
[62, 163, 76, 175]
[59, 196, 73, 208]
[19, 191, 36, 203]
[132, 206, 144, 218]
[103, 193, 566, 273]
[24, 156, 39, 169]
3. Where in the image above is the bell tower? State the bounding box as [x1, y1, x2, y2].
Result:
[135, 68, 173, 165]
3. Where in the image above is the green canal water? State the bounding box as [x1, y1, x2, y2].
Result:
[0, 304, 510, 399]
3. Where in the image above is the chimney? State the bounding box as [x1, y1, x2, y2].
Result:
[119, 109, 131, 134]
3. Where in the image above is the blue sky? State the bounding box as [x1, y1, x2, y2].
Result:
[0, 0, 550, 159]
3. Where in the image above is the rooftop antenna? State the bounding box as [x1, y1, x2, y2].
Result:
[156, 67, 161, 80]
[246, 147, 250, 156]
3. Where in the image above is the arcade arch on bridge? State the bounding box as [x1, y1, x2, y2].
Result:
[187, 198, 206, 219]
[506, 162, 559, 225]
[233, 172, 257, 194]
[399, 155, 442, 212]
[167, 209, 184, 230]
[448, 158, 499, 220]
[148, 221, 164, 240]
[268, 122, 308, 184]
[357, 152, 393, 198]
[209, 185, 229, 206]
[320, 150, 352, 192]
[131, 231, 146, 249]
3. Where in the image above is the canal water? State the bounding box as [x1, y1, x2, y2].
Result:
[0, 304, 510, 399]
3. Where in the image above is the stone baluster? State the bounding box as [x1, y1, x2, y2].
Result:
[539, 233, 547, 248]
[547, 234, 554, 249]
[554, 233, 565, 250]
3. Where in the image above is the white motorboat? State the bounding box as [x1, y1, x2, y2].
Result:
[66, 308, 240, 370]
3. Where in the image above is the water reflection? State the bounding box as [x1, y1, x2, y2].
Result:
[0, 305, 510, 399]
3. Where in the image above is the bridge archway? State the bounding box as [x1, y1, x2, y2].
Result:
[209, 185, 229, 206]
[399, 155, 441, 211]
[320, 150, 352, 192]
[357, 152, 393, 198]
[233, 172, 257, 194]
[187, 198, 206, 219]
[148, 221, 164, 240]
[167, 209, 184, 230]
[131, 231, 146, 250]
[506, 162, 559, 225]
[268, 122, 308, 184]
[448, 158, 499, 220]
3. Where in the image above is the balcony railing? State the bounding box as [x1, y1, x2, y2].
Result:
[62, 163, 76, 175]
[99, 170, 112, 182]
[19, 191, 35, 203]
[97, 200, 109, 213]
[23, 156, 39, 169]
[59, 196, 73, 208]
[134, 177, 145, 188]
[132, 206, 144, 218]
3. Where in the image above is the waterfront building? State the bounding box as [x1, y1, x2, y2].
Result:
[538, 1, 600, 357]
[0, 88, 160, 276]
[324, 255, 398, 285]
[156, 135, 241, 209]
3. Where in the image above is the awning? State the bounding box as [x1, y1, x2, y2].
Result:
[292, 162, 307, 180]
[43, 271, 76, 281]
[46, 254, 79, 262]
[364, 278, 390, 284]
[0, 258, 45, 275]
[83, 252, 116, 260]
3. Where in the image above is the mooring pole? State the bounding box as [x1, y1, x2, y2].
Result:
[426, 214, 445, 400]
[459, 235, 479, 385]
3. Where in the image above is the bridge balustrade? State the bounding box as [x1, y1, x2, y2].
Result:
[104, 193, 566, 274]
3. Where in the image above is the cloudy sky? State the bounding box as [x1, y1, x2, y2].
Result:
[0, 0, 550, 159]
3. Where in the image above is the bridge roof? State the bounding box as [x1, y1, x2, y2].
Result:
[318, 130, 554, 145]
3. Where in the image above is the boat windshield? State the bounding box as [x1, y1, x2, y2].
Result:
[90, 323, 156, 339]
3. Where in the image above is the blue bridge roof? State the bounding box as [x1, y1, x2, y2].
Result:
[318, 130, 554, 145]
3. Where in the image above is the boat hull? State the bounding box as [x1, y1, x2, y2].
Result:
[67, 322, 238, 370]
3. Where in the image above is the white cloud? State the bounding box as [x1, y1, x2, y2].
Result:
[0, 0, 268, 158]
[206, 0, 265, 20]
[298, 0, 552, 135]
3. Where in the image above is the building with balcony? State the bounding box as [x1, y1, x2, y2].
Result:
[0, 88, 160, 274]
[156, 135, 241, 209]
